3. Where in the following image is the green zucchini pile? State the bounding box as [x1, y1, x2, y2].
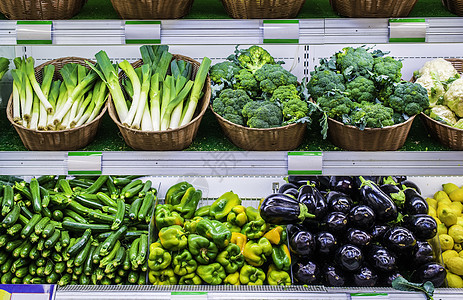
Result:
[0, 175, 155, 286]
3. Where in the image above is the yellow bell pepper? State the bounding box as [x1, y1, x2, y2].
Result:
[231, 232, 247, 253]
[264, 226, 283, 244]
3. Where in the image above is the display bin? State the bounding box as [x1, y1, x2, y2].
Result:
[328, 0, 418, 17]
[0, 0, 87, 20]
[110, 0, 194, 19]
[221, 0, 306, 19]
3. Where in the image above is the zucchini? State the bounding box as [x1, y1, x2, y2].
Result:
[96, 192, 117, 207]
[92, 243, 103, 264]
[99, 240, 121, 268]
[12, 258, 28, 273]
[69, 179, 93, 189]
[88, 210, 114, 223]
[42, 222, 55, 239]
[129, 238, 140, 269]
[74, 195, 104, 210]
[0, 235, 8, 247]
[29, 233, 40, 243]
[5, 239, 23, 252]
[138, 272, 146, 285]
[29, 263, 37, 276]
[36, 267, 45, 277]
[114, 275, 123, 284]
[136, 234, 148, 265]
[30, 277, 44, 284]
[109, 246, 125, 271]
[34, 216, 51, 235]
[99, 225, 127, 256]
[14, 182, 32, 200]
[10, 277, 21, 284]
[106, 176, 119, 198]
[113, 177, 132, 186]
[121, 179, 143, 195]
[101, 205, 117, 214]
[63, 238, 76, 261]
[84, 176, 109, 194]
[61, 231, 71, 247]
[37, 238, 45, 251]
[128, 198, 142, 220]
[29, 245, 39, 260]
[58, 273, 72, 286]
[117, 268, 126, 277]
[106, 272, 116, 279]
[42, 207, 52, 219]
[122, 247, 131, 270]
[44, 259, 54, 276]
[1, 271, 13, 284]
[41, 249, 52, 258]
[127, 270, 139, 284]
[15, 266, 28, 278]
[54, 241, 63, 253]
[0, 251, 8, 265]
[79, 274, 90, 285]
[2, 204, 20, 228]
[36, 257, 46, 267]
[64, 210, 88, 224]
[12, 240, 27, 258]
[68, 200, 94, 216]
[51, 252, 63, 263]
[40, 187, 51, 208]
[22, 273, 33, 284]
[36, 175, 55, 185]
[30, 178, 42, 213]
[45, 228, 60, 249]
[112, 199, 125, 230]
[84, 245, 96, 276]
[138, 192, 154, 222]
[124, 184, 144, 199]
[66, 258, 75, 271]
[55, 261, 66, 274]
[7, 223, 22, 236]
[58, 179, 73, 196]
[138, 180, 152, 198]
[2, 185, 14, 216]
[74, 237, 92, 267]
[74, 265, 83, 275]
[96, 267, 105, 281]
[18, 214, 28, 226]
[19, 240, 33, 258]
[21, 214, 41, 238]
[101, 276, 112, 285]
[1, 259, 12, 273]
[46, 272, 59, 284]
[19, 205, 33, 220]
[66, 228, 92, 257]
[52, 209, 64, 221]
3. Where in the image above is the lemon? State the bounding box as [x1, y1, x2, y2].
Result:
[434, 216, 442, 225]
[438, 223, 448, 235]
[443, 183, 460, 195]
[449, 225, 463, 244]
[439, 206, 458, 227]
[447, 256, 463, 275]
[450, 188, 463, 202]
[443, 250, 460, 264]
[451, 202, 463, 216]
[435, 190, 451, 202]
[428, 206, 437, 218]
[438, 197, 453, 208]
[460, 250, 463, 257]
[456, 243, 463, 252]
[426, 197, 438, 210]
[446, 272, 463, 288]
[457, 217, 463, 227]
[440, 234, 455, 251]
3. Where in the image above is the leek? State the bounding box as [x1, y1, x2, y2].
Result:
[131, 64, 151, 130]
[160, 80, 194, 130]
[87, 81, 108, 123]
[29, 95, 40, 130]
[10, 69, 22, 124]
[76, 100, 95, 127]
[119, 60, 141, 127]
[25, 57, 53, 113]
[71, 91, 93, 128]
[149, 73, 161, 131]
[141, 101, 153, 131]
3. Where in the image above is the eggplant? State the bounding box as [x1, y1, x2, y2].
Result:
[359, 177, 398, 222]
[346, 228, 372, 248]
[384, 226, 416, 252]
[354, 176, 379, 188]
[290, 230, 316, 257]
[293, 260, 320, 285]
[287, 224, 304, 240]
[278, 183, 299, 194]
[298, 185, 328, 220]
[404, 214, 437, 240]
[336, 244, 364, 272]
[412, 241, 434, 265]
[353, 265, 378, 287]
[380, 184, 406, 208]
[368, 245, 397, 272]
[324, 211, 349, 233]
[404, 189, 429, 216]
[327, 191, 353, 214]
[348, 205, 376, 229]
[323, 264, 346, 287]
[412, 262, 446, 287]
[370, 225, 390, 242]
[283, 188, 299, 199]
[315, 231, 338, 256]
[401, 180, 421, 194]
[260, 193, 314, 224]
[329, 176, 356, 197]
[287, 175, 315, 188]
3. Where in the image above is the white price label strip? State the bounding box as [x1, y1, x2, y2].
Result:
[171, 292, 208, 300]
[67, 152, 102, 175]
[389, 18, 426, 42]
[263, 20, 299, 43]
[16, 21, 52, 44]
[287, 151, 323, 175]
[125, 21, 161, 44]
[351, 293, 389, 300]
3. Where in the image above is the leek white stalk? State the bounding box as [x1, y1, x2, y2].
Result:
[29, 95, 40, 130]
[38, 102, 47, 130]
[25, 57, 53, 113]
[119, 60, 141, 127]
[10, 70, 22, 124]
[71, 91, 93, 128]
[87, 81, 107, 123]
[23, 72, 33, 121]
[131, 64, 151, 130]
[141, 100, 153, 131]
[149, 74, 161, 131]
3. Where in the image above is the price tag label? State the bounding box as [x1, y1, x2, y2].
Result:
[67, 152, 102, 175]
[0, 284, 55, 300]
[389, 18, 426, 42]
[16, 21, 52, 44]
[287, 151, 323, 175]
[171, 292, 208, 300]
[263, 20, 299, 44]
[125, 21, 161, 44]
[351, 293, 389, 300]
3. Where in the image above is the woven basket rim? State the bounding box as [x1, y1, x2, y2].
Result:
[420, 111, 463, 132]
[328, 114, 416, 131]
[6, 56, 106, 134]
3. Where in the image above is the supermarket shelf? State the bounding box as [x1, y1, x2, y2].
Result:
[1, 151, 462, 176]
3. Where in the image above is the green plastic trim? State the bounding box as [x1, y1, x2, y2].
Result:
[125, 21, 161, 25]
[171, 292, 208, 295]
[263, 39, 299, 44]
[17, 21, 53, 25]
[288, 170, 323, 175]
[68, 171, 102, 175]
[17, 40, 52, 44]
[68, 152, 102, 156]
[126, 39, 161, 44]
[263, 20, 299, 24]
[390, 18, 425, 23]
[288, 151, 322, 156]
[351, 293, 389, 296]
[389, 38, 426, 42]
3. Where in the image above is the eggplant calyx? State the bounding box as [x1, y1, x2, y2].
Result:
[359, 176, 376, 190]
[390, 191, 406, 207]
[299, 203, 316, 221]
[382, 176, 398, 186]
[388, 212, 405, 226]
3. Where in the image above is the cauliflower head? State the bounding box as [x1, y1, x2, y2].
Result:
[415, 73, 445, 106]
[428, 105, 458, 125]
[418, 58, 458, 81]
[444, 77, 463, 117]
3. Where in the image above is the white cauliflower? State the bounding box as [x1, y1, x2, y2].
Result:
[444, 77, 463, 117]
[429, 105, 458, 125]
[415, 73, 445, 106]
[418, 58, 458, 81]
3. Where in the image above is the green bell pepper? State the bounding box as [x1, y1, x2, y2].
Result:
[271, 244, 291, 271]
[241, 218, 267, 239]
[224, 271, 240, 285]
[148, 268, 177, 285]
[243, 237, 272, 267]
[245, 206, 260, 222]
[216, 243, 244, 274]
[183, 216, 203, 234]
[196, 218, 232, 249]
[224, 222, 241, 233]
[172, 187, 202, 219]
[196, 263, 226, 285]
[267, 264, 291, 286]
[158, 225, 187, 251]
[188, 234, 218, 265]
[172, 249, 197, 276]
[155, 204, 184, 230]
[239, 264, 265, 285]
[165, 182, 193, 206]
[148, 243, 171, 271]
[210, 191, 241, 220]
[194, 205, 211, 218]
[179, 272, 202, 285]
[227, 205, 247, 227]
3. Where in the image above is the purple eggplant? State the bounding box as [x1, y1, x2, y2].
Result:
[293, 260, 320, 285]
[298, 185, 328, 220]
[278, 183, 299, 194]
[380, 184, 406, 208]
[260, 193, 315, 224]
[287, 223, 304, 240]
[323, 264, 346, 287]
[359, 176, 398, 222]
[404, 189, 429, 216]
[290, 230, 316, 257]
[315, 231, 338, 256]
[404, 214, 437, 240]
[353, 265, 378, 287]
[370, 225, 390, 242]
[346, 228, 372, 248]
[401, 180, 421, 194]
[412, 262, 446, 287]
[384, 226, 416, 252]
[324, 211, 349, 233]
[336, 244, 364, 272]
[329, 176, 356, 197]
[348, 205, 376, 229]
[412, 241, 435, 265]
[368, 245, 397, 272]
[327, 191, 353, 214]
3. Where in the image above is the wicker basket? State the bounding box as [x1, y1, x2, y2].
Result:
[110, 0, 194, 19]
[221, 0, 306, 19]
[0, 0, 87, 20]
[211, 107, 306, 151]
[442, 0, 463, 16]
[329, 0, 418, 17]
[108, 55, 210, 151]
[327, 116, 415, 151]
[6, 57, 106, 151]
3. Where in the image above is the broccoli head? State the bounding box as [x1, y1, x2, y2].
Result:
[270, 85, 300, 103]
[307, 69, 346, 99]
[242, 100, 283, 128]
[237, 45, 275, 73]
[387, 82, 430, 116]
[254, 64, 298, 94]
[345, 76, 376, 102]
[378, 83, 395, 103]
[348, 101, 395, 129]
[317, 91, 355, 120]
[232, 69, 259, 97]
[336, 47, 374, 80]
[373, 56, 403, 83]
[282, 98, 309, 123]
[212, 88, 251, 125]
[210, 61, 242, 85]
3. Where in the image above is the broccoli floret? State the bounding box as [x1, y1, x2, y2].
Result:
[317, 91, 355, 120]
[348, 101, 395, 128]
[387, 82, 430, 116]
[254, 64, 298, 94]
[307, 69, 346, 99]
[378, 84, 395, 103]
[336, 47, 374, 80]
[392, 112, 406, 125]
[212, 88, 251, 125]
[233, 69, 259, 97]
[210, 61, 242, 85]
[345, 76, 376, 102]
[282, 98, 309, 122]
[237, 45, 275, 73]
[373, 56, 403, 83]
[242, 101, 283, 128]
[270, 85, 300, 103]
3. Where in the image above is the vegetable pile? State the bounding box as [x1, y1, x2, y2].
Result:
[91, 46, 211, 131]
[10, 57, 107, 131]
[308, 46, 429, 131]
[0, 57, 9, 80]
[149, 182, 290, 285]
[260, 175, 445, 287]
[211, 45, 316, 128]
[0, 175, 155, 286]
[415, 58, 463, 129]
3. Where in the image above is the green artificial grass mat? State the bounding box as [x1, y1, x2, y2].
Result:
[0, 0, 458, 20]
